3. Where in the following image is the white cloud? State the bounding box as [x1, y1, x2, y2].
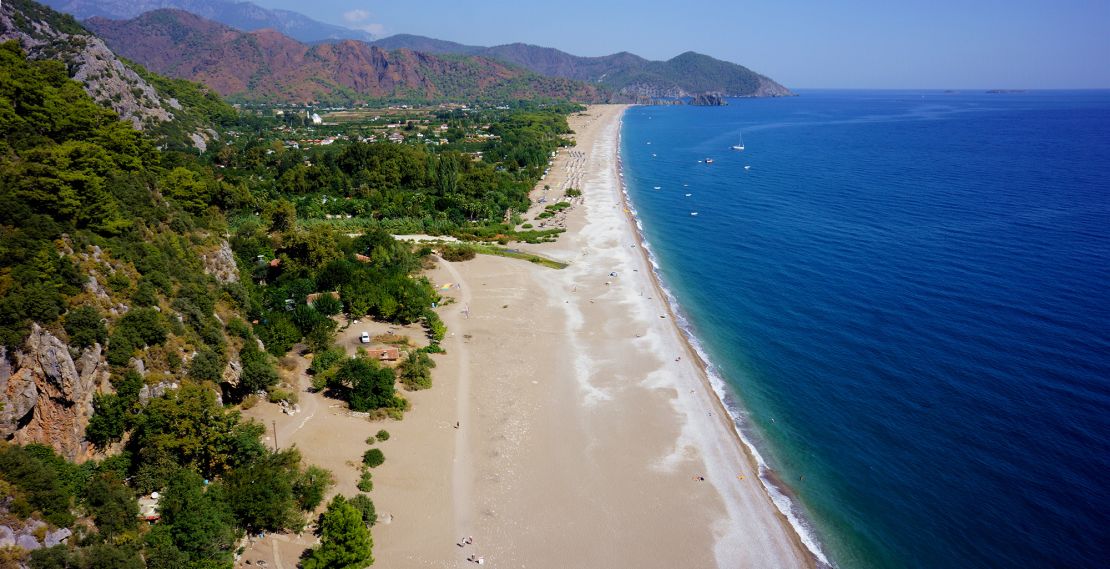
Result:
[341, 9, 385, 37]
[342, 9, 371, 23]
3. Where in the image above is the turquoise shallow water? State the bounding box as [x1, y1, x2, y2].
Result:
[619, 91, 1110, 568]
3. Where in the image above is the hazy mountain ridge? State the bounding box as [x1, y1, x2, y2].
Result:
[371, 35, 793, 98]
[85, 10, 607, 104]
[39, 0, 376, 42]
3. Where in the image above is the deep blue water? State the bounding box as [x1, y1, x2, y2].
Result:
[620, 91, 1110, 568]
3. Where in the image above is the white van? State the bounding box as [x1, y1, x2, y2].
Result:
[360, 332, 370, 343]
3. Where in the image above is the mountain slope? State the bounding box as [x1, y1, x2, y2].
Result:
[371, 35, 793, 98]
[40, 0, 375, 42]
[86, 10, 606, 104]
[0, 0, 231, 150]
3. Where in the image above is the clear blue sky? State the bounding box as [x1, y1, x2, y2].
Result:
[254, 0, 1110, 89]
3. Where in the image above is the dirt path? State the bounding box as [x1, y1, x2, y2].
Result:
[435, 255, 476, 557]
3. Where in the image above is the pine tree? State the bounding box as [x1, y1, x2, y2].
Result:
[302, 495, 373, 569]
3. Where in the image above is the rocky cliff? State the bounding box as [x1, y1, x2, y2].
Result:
[0, 324, 110, 462]
[0, 0, 219, 148]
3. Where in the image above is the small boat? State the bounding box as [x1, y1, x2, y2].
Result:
[653, 186, 661, 190]
[690, 212, 699, 216]
[744, 165, 751, 170]
[732, 132, 745, 151]
[705, 158, 714, 164]
[684, 193, 692, 197]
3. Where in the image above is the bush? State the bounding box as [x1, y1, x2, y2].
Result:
[565, 188, 582, 197]
[63, 306, 107, 349]
[348, 494, 377, 527]
[375, 430, 390, 442]
[311, 294, 342, 317]
[398, 350, 434, 391]
[362, 448, 384, 468]
[268, 388, 297, 404]
[440, 245, 476, 262]
[356, 469, 373, 492]
[293, 466, 334, 512]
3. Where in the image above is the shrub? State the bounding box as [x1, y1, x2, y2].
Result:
[362, 448, 384, 468]
[521, 223, 533, 229]
[375, 430, 390, 442]
[63, 305, 107, 349]
[267, 388, 297, 404]
[356, 469, 373, 492]
[440, 245, 476, 262]
[399, 350, 434, 391]
[311, 294, 342, 317]
[348, 494, 377, 527]
[565, 188, 582, 197]
[293, 466, 334, 512]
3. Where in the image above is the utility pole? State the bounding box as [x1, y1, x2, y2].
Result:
[272, 420, 278, 451]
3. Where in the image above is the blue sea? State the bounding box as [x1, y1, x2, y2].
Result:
[619, 91, 1110, 568]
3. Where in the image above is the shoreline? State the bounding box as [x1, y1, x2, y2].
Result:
[613, 109, 830, 567]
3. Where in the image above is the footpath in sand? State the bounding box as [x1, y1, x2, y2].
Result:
[243, 105, 814, 568]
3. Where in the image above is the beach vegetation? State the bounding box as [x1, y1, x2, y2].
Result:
[399, 350, 436, 390]
[301, 495, 373, 569]
[440, 244, 478, 262]
[348, 494, 377, 527]
[357, 468, 373, 492]
[565, 188, 582, 197]
[362, 448, 385, 468]
[375, 430, 390, 442]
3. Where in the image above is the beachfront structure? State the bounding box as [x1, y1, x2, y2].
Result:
[366, 347, 400, 362]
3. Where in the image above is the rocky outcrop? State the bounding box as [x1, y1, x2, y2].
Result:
[0, 324, 109, 462]
[690, 93, 726, 106]
[201, 241, 240, 284]
[0, 1, 173, 129]
[0, 1, 218, 149]
[137, 380, 178, 405]
[0, 521, 71, 551]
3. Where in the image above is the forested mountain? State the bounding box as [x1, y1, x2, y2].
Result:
[85, 10, 607, 104]
[0, 0, 234, 151]
[39, 0, 376, 42]
[372, 35, 794, 98]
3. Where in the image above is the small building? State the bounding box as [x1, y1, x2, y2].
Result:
[311, 113, 323, 125]
[138, 493, 161, 523]
[365, 347, 400, 362]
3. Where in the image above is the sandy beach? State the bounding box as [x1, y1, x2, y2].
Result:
[242, 105, 814, 568]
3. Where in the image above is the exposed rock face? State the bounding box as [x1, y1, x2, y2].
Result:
[0, 324, 109, 462]
[0, 1, 173, 129]
[137, 380, 178, 405]
[690, 93, 726, 106]
[201, 241, 240, 284]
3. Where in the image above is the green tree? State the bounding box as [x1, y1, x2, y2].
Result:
[330, 357, 397, 412]
[302, 495, 373, 569]
[311, 293, 342, 317]
[63, 305, 106, 348]
[223, 449, 302, 532]
[293, 465, 334, 512]
[83, 473, 138, 539]
[239, 341, 279, 395]
[347, 494, 377, 527]
[157, 469, 239, 567]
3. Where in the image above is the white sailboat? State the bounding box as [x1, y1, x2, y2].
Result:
[731, 132, 745, 151]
